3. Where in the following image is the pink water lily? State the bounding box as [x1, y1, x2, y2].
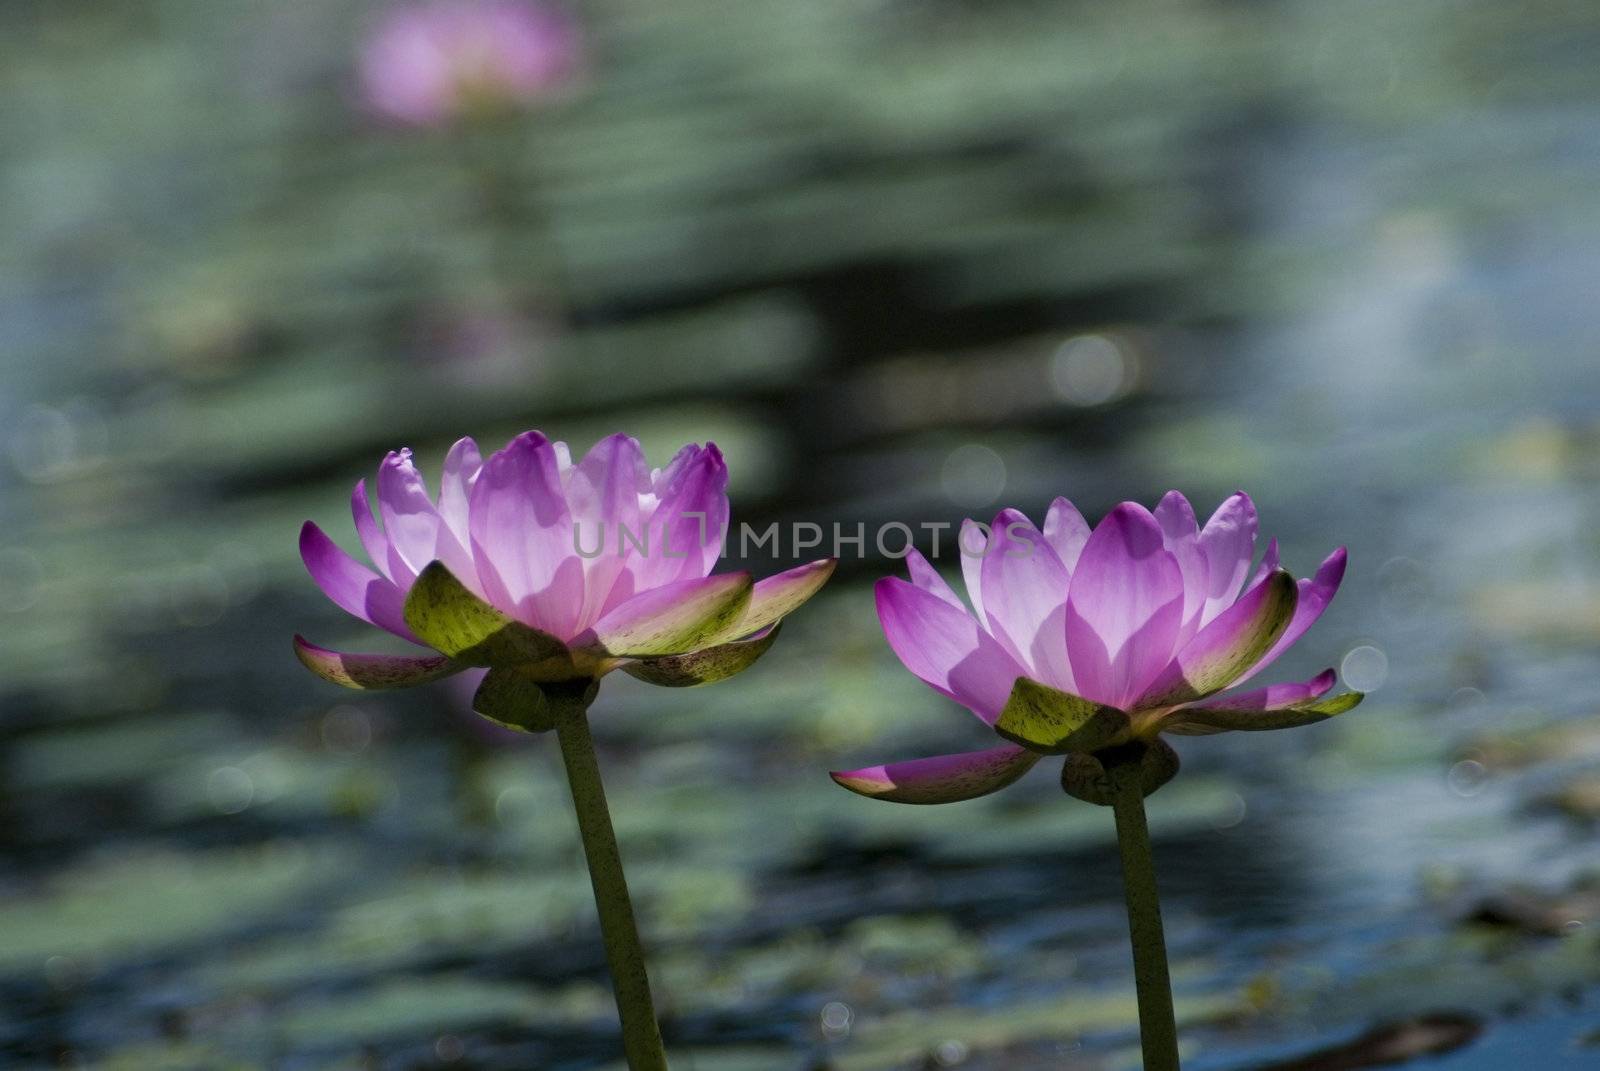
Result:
[833, 492, 1360, 805]
[295, 431, 833, 729]
[359, 0, 581, 127]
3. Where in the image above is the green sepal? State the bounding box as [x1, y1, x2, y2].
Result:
[1164, 691, 1365, 736]
[1060, 740, 1181, 806]
[581, 573, 754, 658]
[292, 635, 460, 690]
[472, 670, 599, 734]
[994, 677, 1132, 754]
[1137, 569, 1299, 708]
[622, 624, 781, 688]
[403, 561, 568, 667]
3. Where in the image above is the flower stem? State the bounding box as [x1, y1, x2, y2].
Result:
[554, 709, 670, 1071]
[1105, 747, 1181, 1071]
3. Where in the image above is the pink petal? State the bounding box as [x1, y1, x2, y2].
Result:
[567, 433, 650, 625]
[467, 431, 583, 635]
[958, 517, 991, 619]
[876, 577, 1030, 724]
[376, 449, 444, 584]
[1153, 490, 1208, 647]
[1063, 502, 1186, 709]
[981, 509, 1073, 691]
[1245, 537, 1280, 592]
[1233, 547, 1349, 687]
[904, 547, 964, 610]
[299, 521, 419, 643]
[831, 745, 1039, 804]
[1160, 670, 1354, 734]
[436, 437, 482, 565]
[1179, 668, 1337, 713]
[633, 443, 728, 588]
[1197, 492, 1258, 626]
[1042, 497, 1091, 574]
[350, 479, 392, 581]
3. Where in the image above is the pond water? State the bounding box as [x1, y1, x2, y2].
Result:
[1, 1, 1598, 1068]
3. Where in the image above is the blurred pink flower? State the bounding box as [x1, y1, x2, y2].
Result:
[359, 0, 581, 126]
[833, 492, 1361, 805]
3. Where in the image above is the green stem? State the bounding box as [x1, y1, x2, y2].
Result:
[1106, 748, 1181, 1071]
[554, 709, 670, 1071]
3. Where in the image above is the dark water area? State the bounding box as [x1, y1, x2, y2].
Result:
[2, 1, 1600, 1068]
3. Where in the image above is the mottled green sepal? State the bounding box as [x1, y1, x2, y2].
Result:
[995, 677, 1131, 754]
[1061, 740, 1181, 806]
[403, 561, 568, 666]
[580, 573, 754, 657]
[1165, 691, 1364, 735]
[1136, 570, 1299, 708]
[292, 635, 460, 690]
[622, 625, 781, 687]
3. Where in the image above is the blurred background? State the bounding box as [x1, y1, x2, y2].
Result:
[3, 0, 1599, 1068]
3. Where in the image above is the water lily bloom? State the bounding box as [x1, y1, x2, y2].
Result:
[295, 432, 834, 730]
[833, 492, 1361, 805]
[359, 0, 581, 126]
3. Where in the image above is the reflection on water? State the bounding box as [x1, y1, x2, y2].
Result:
[2, 0, 1599, 1067]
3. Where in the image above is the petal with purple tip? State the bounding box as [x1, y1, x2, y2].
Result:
[1134, 569, 1298, 709]
[1163, 678, 1361, 735]
[293, 635, 459, 690]
[1063, 503, 1185, 709]
[576, 572, 753, 657]
[1174, 668, 1337, 715]
[981, 510, 1073, 688]
[634, 443, 728, 587]
[830, 745, 1040, 804]
[299, 521, 418, 642]
[876, 576, 1030, 724]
